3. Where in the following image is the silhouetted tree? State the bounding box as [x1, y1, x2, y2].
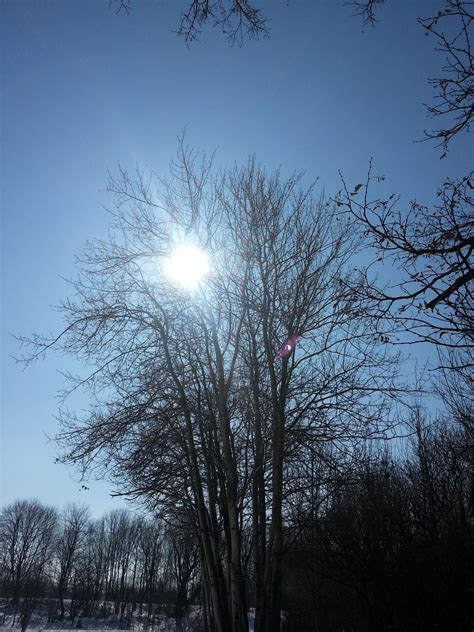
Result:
[418, 0, 473, 156]
[55, 504, 90, 619]
[351, 0, 473, 156]
[282, 423, 473, 632]
[336, 168, 473, 362]
[20, 139, 402, 631]
[347, 0, 386, 26]
[111, 0, 268, 45]
[0, 499, 58, 628]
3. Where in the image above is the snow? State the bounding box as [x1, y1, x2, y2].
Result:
[0, 602, 257, 631]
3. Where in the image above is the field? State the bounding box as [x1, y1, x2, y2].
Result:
[0, 600, 257, 632]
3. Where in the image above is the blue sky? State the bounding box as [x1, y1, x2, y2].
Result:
[1, 0, 471, 516]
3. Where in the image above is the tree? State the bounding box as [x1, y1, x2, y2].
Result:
[337, 0, 473, 390]
[350, 0, 473, 156]
[336, 168, 473, 359]
[163, 518, 199, 621]
[282, 422, 473, 632]
[347, 0, 386, 26]
[111, 0, 268, 45]
[134, 519, 164, 617]
[0, 500, 58, 603]
[21, 141, 402, 631]
[418, 0, 474, 157]
[55, 504, 90, 619]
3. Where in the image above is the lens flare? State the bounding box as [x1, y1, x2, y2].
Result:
[279, 335, 297, 359]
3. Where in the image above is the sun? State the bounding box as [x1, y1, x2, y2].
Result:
[164, 244, 210, 290]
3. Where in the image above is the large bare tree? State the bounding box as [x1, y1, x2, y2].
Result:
[21, 142, 402, 631]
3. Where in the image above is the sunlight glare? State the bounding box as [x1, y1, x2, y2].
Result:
[164, 244, 210, 290]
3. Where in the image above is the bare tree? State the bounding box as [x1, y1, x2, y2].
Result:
[160, 518, 200, 621]
[346, 0, 386, 26]
[0, 500, 58, 603]
[418, 0, 474, 157]
[177, 0, 268, 45]
[55, 504, 90, 619]
[20, 141, 403, 631]
[348, 0, 473, 156]
[111, 0, 268, 45]
[339, 0, 473, 410]
[437, 348, 473, 439]
[70, 517, 108, 617]
[336, 167, 473, 362]
[135, 519, 164, 617]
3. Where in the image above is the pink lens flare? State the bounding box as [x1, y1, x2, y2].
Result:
[279, 335, 298, 359]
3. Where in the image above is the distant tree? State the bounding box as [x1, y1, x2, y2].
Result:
[135, 519, 164, 617]
[55, 504, 90, 619]
[101, 510, 136, 611]
[0, 500, 58, 603]
[163, 517, 199, 621]
[70, 517, 106, 616]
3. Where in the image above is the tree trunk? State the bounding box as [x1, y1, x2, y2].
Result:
[212, 320, 248, 632]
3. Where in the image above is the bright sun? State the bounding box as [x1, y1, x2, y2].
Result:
[164, 244, 210, 290]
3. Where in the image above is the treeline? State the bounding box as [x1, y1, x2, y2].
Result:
[0, 503, 199, 623]
[1, 410, 472, 631]
[283, 414, 473, 631]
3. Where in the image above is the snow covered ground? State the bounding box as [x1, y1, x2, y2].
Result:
[0, 601, 256, 631]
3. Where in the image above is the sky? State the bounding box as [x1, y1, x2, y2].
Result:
[1, 0, 471, 517]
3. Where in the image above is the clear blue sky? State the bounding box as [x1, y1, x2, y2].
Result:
[1, 0, 471, 517]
